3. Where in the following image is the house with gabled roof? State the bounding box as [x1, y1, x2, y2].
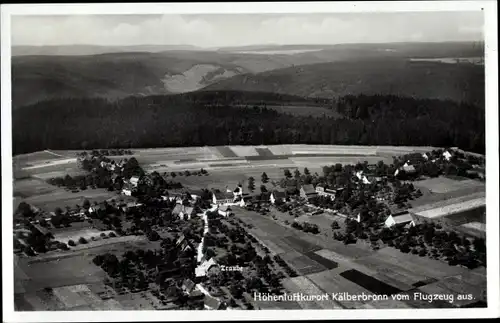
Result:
[385, 212, 415, 228]
[299, 184, 317, 200]
[211, 190, 234, 206]
[195, 257, 218, 278]
[270, 190, 287, 204]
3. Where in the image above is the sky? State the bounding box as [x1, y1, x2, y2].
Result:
[11, 12, 484, 48]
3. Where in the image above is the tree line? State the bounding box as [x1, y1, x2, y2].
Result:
[13, 91, 485, 155]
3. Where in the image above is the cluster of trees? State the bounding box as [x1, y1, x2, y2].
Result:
[168, 168, 208, 178]
[93, 236, 197, 294]
[290, 221, 320, 234]
[77, 149, 133, 158]
[393, 150, 485, 181]
[13, 92, 484, 155]
[273, 255, 299, 277]
[385, 223, 486, 268]
[47, 156, 144, 192]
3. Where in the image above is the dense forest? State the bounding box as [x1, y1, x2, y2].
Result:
[12, 91, 485, 155]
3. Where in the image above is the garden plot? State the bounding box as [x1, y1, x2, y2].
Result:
[339, 269, 403, 296]
[281, 277, 342, 309]
[354, 253, 432, 289]
[214, 146, 238, 158]
[306, 269, 371, 309]
[134, 146, 219, 161]
[229, 146, 260, 157]
[282, 235, 322, 254]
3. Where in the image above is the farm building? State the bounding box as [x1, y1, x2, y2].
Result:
[408, 192, 486, 227]
[270, 190, 287, 204]
[384, 212, 415, 228]
[315, 186, 336, 200]
[172, 205, 195, 220]
[300, 184, 318, 200]
[218, 205, 233, 217]
[211, 191, 234, 206]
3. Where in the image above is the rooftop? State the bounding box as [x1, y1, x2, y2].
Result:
[301, 184, 316, 194]
[391, 213, 414, 224]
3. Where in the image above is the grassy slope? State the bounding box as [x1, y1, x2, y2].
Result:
[201, 59, 485, 105]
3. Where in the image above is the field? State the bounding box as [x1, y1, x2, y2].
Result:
[21, 188, 119, 212]
[414, 177, 485, 194]
[14, 178, 57, 198]
[14, 234, 162, 311]
[233, 207, 487, 309]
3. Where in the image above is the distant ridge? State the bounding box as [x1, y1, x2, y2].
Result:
[11, 44, 206, 56]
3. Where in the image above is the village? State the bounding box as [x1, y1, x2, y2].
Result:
[13, 146, 487, 310]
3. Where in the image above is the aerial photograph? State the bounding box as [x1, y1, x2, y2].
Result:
[5, 4, 492, 315]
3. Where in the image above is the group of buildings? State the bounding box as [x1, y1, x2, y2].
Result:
[383, 191, 486, 237]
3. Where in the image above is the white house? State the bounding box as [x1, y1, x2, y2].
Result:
[212, 191, 234, 206]
[443, 150, 452, 161]
[385, 213, 415, 228]
[195, 258, 218, 278]
[422, 153, 429, 160]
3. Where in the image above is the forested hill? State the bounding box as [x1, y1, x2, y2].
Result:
[201, 59, 485, 107]
[12, 91, 484, 155]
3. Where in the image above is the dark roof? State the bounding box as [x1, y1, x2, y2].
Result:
[188, 189, 205, 196]
[32, 224, 49, 236]
[301, 184, 316, 195]
[204, 296, 223, 310]
[261, 192, 271, 200]
[272, 190, 287, 198]
[182, 279, 196, 292]
[212, 191, 234, 200]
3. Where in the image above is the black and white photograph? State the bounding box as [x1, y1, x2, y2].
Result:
[1, 1, 498, 321]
